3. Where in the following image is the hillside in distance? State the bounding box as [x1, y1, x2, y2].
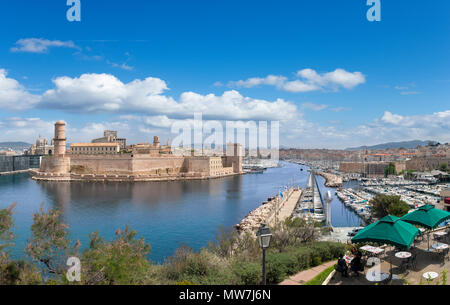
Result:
[345, 140, 436, 151]
[0, 142, 31, 150]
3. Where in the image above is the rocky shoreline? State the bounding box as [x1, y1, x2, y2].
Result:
[235, 188, 298, 234]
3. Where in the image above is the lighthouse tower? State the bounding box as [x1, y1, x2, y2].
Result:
[54, 120, 67, 156]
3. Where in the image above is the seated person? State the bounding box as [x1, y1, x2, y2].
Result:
[335, 254, 348, 277]
[350, 253, 363, 275]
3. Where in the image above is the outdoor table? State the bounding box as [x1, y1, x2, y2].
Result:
[344, 255, 354, 264]
[395, 252, 411, 259]
[366, 271, 389, 282]
[434, 231, 447, 241]
[360, 245, 384, 256]
[422, 272, 438, 280]
[432, 243, 449, 251]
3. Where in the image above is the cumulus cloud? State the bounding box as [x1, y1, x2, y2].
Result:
[226, 68, 365, 93]
[38, 73, 297, 121]
[40, 73, 174, 113]
[0, 69, 40, 110]
[10, 38, 79, 53]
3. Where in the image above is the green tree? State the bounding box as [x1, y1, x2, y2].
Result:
[0, 203, 42, 285]
[440, 163, 448, 172]
[384, 163, 397, 177]
[371, 194, 410, 218]
[26, 204, 79, 279]
[0, 203, 15, 254]
[80, 225, 152, 285]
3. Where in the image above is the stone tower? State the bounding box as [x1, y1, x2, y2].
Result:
[54, 120, 67, 156]
[225, 143, 243, 173]
[153, 136, 160, 148]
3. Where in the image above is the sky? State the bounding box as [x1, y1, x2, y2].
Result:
[0, 0, 449, 149]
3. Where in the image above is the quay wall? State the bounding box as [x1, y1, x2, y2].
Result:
[0, 155, 41, 173]
[70, 155, 133, 174]
[340, 158, 450, 175]
[406, 157, 450, 172]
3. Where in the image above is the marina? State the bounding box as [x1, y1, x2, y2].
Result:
[292, 171, 326, 223]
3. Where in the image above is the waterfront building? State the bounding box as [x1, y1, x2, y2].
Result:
[70, 143, 120, 155]
[92, 130, 127, 150]
[25, 135, 54, 156]
[130, 136, 172, 155]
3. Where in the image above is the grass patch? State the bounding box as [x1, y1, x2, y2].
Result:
[303, 265, 335, 285]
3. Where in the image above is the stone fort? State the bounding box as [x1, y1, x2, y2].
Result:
[33, 121, 243, 182]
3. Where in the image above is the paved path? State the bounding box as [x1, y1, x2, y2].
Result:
[279, 260, 335, 285]
[267, 189, 302, 226]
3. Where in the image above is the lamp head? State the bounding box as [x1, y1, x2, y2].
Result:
[256, 223, 272, 249]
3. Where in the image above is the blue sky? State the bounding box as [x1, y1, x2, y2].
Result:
[0, 0, 449, 148]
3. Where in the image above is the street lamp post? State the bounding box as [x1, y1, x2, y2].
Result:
[256, 223, 272, 285]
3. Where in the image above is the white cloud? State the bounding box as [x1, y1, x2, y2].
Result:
[40, 73, 173, 113]
[228, 75, 288, 88]
[0, 117, 53, 142]
[281, 80, 320, 93]
[330, 106, 352, 112]
[400, 91, 420, 95]
[106, 60, 134, 71]
[0, 69, 40, 110]
[381, 111, 405, 125]
[11, 38, 79, 53]
[226, 68, 365, 93]
[301, 102, 328, 111]
[319, 69, 365, 89]
[296, 110, 450, 148]
[38, 73, 297, 121]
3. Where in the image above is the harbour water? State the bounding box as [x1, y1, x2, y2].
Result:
[0, 161, 363, 263]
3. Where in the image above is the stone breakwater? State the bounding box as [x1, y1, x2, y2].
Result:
[316, 171, 343, 187]
[235, 188, 299, 234]
[29, 170, 242, 182]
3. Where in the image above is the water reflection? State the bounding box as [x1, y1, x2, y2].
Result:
[1, 162, 363, 262]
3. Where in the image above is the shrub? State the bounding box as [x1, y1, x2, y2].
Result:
[312, 256, 322, 266]
[80, 226, 152, 285]
[265, 252, 291, 284]
[232, 261, 262, 285]
[175, 280, 196, 285]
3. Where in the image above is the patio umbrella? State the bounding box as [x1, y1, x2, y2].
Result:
[352, 215, 420, 249]
[401, 205, 450, 250]
[352, 215, 420, 274]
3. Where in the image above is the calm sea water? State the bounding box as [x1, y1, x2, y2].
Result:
[0, 162, 362, 263]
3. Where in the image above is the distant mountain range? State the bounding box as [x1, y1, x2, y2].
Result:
[0, 142, 31, 150]
[345, 140, 437, 151]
